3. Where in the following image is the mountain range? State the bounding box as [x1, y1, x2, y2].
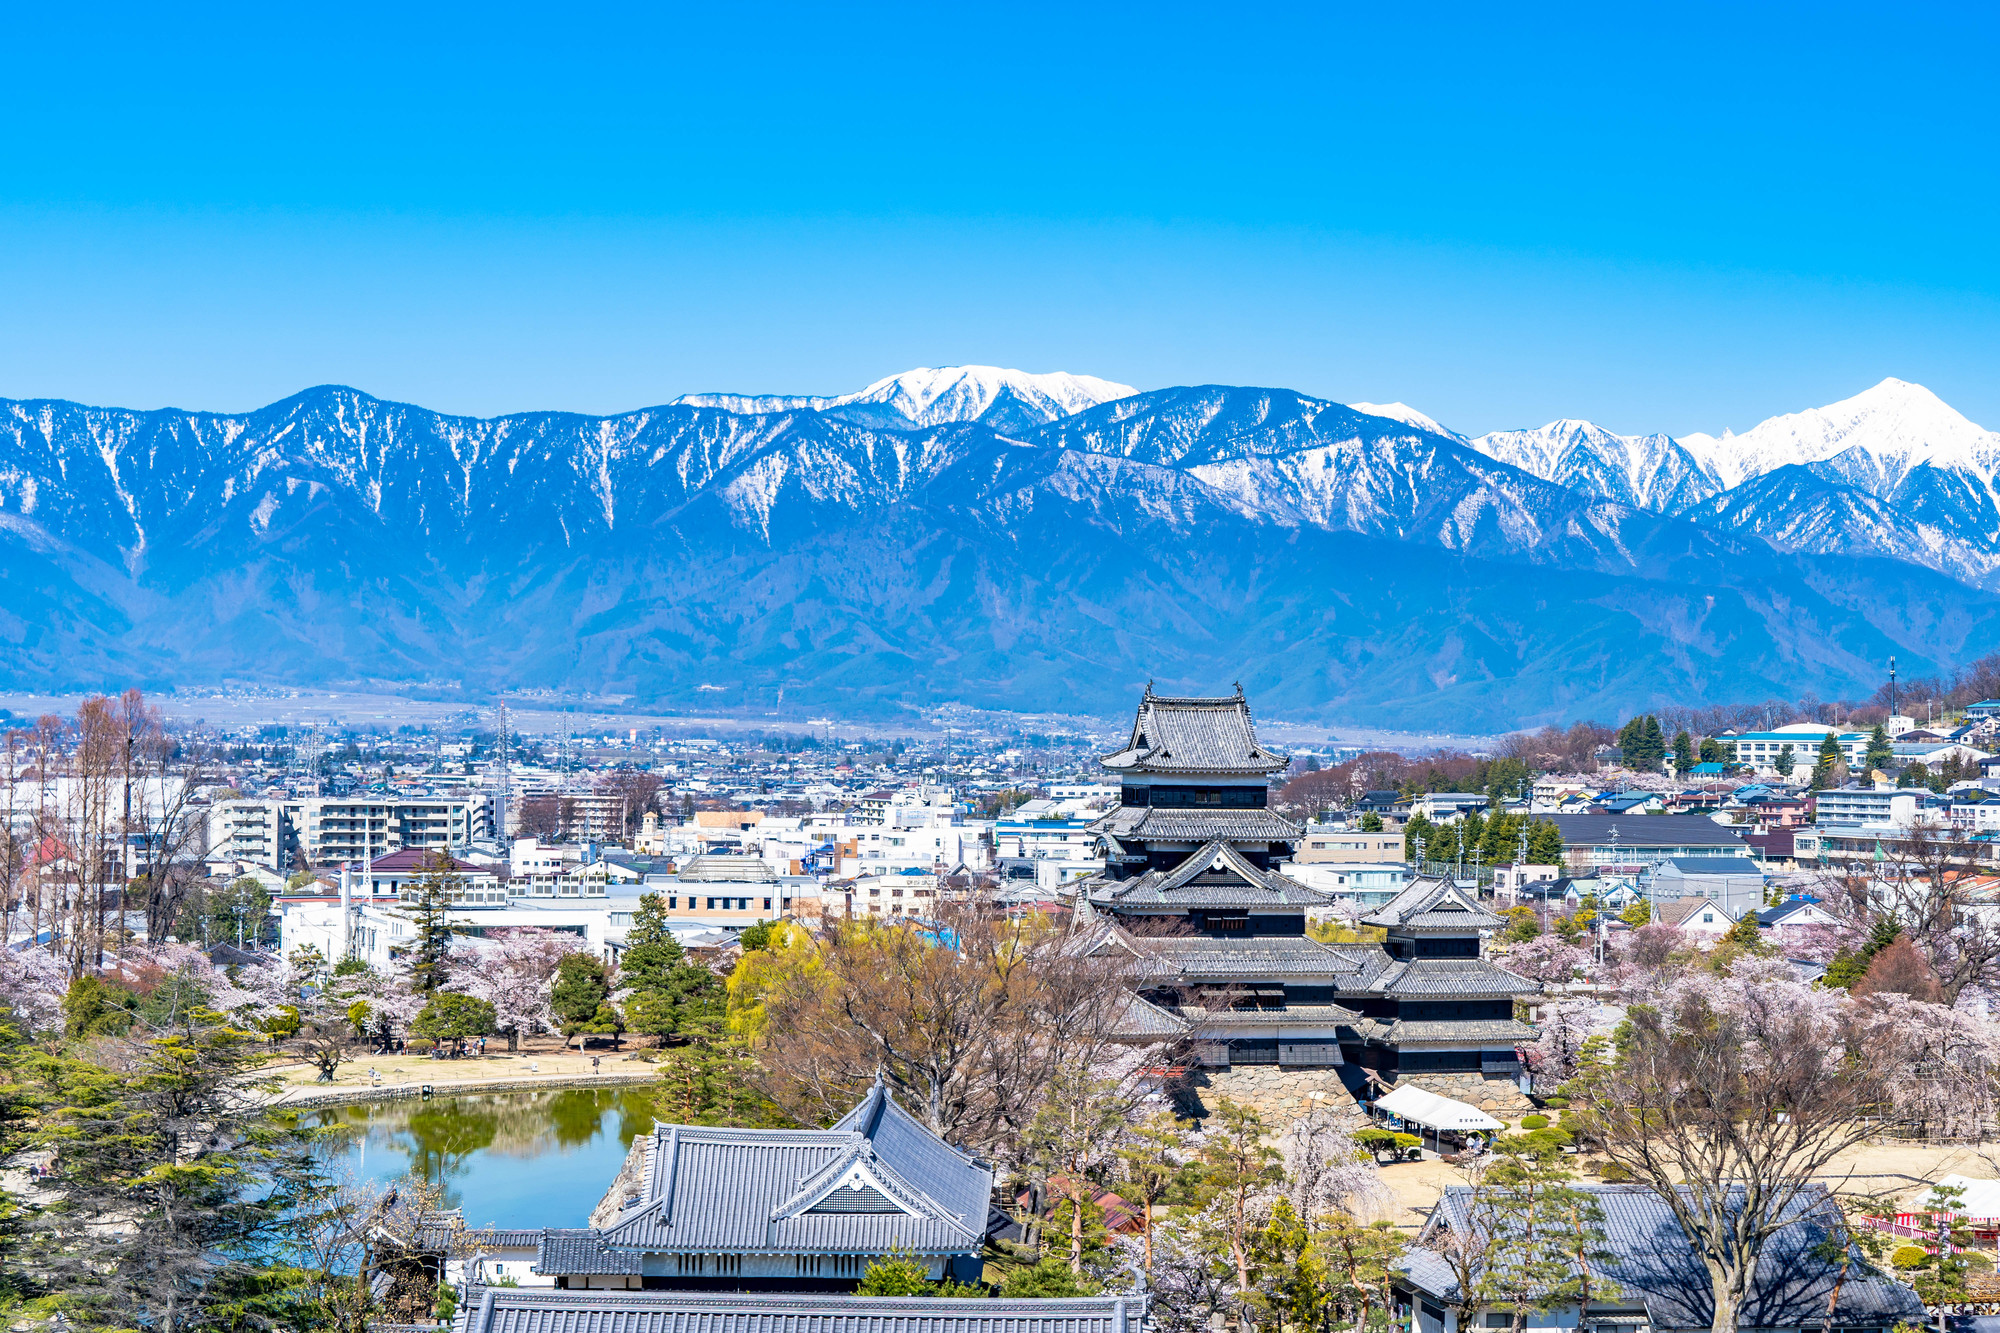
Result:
[1, 364, 1996, 731]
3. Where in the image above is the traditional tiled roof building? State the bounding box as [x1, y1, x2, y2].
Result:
[540, 1079, 990, 1292]
[1085, 687, 1539, 1095]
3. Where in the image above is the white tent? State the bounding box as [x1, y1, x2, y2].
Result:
[1374, 1084, 1505, 1133]
[1933, 1174, 2000, 1220]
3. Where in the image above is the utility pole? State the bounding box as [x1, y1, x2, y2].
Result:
[496, 704, 511, 842]
[1889, 656, 1898, 723]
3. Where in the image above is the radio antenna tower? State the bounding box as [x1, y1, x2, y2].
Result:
[496, 704, 511, 840]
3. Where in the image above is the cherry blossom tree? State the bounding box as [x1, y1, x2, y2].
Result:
[1504, 935, 1587, 987]
[1578, 957, 1881, 1333]
[1524, 999, 1606, 1092]
[1278, 1107, 1390, 1221]
[0, 945, 68, 1039]
[447, 927, 591, 1050]
[1848, 991, 2000, 1139]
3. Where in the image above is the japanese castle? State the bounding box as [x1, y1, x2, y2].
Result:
[1087, 687, 1539, 1085]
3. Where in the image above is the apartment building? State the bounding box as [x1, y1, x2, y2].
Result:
[207, 794, 489, 870]
[1293, 827, 1405, 863]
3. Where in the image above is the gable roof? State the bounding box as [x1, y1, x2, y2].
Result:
[1655, 897, 1739, 928]
[1657, 855, 1764, 877]
[453, 1287, 1148, 1333]
[1100, 687, 1289, 776]
[1360, 875, 1504, 931]
[595, 1081, 988, 1257]
[1406, 1184, 1922, 1331]
[1088, 840, 1326, 911]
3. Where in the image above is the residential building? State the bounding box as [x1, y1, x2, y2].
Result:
[1279, 860, 1408, 907]
[207, 794, 488, 870]
[1654, 895, 1742, 942]
[1814, 785, 1939, 829]
[1647, 855, 1766, 915]
[1415, 792, 1490, 822]
[1294, 827, 1406, 863]
[1547, 814, 1748, 871]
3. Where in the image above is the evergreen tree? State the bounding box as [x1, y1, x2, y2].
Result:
[1672, 730, 1695, 772]
[1402, 813, 1434, 864]
[28, 1012, 326, 1328]
[1641, 716, 1666, 770]
[1358, 811, 1383, 832]
[1775, 743, 1796, 775]
[397, 851, 461, 993]
[619, 893, 720, 1043]
[550, 953, 621, 1047]
[1698, 737, 1723, 764]
[1810, 733, 1843, 790]
[1865, 724, 1894, 772]
[1526, 820, 1566, 866]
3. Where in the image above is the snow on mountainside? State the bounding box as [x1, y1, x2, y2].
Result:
[675, 365, 1134, 428]
[5, 373, 2000, 726]
[1471, 420, 1723, 513]
[1679, 377, 2000, 491]
[1349, 401, 1460, 438]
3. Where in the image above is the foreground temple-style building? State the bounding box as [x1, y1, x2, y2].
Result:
[1087, 687, 1539, 1089]
[537, 1079, 990, 1292]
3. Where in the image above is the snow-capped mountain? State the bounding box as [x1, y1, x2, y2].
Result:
[1349, 401, 1460, 438]
[0, 375, 1990, 729]
[1471, 420, 1723, 513]
[1679, 377, 2000, 491]
[674, 365, 1134, 431]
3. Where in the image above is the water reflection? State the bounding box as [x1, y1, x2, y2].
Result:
[311, 1086, 665, 1228]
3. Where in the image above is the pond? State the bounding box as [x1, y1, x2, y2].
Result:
[303, 1086, 668, 1229]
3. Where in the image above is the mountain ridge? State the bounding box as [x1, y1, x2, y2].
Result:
[2, 371, 1997, 728]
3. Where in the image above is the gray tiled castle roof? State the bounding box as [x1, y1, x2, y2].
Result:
[533, 1229, 641, 1276]
[1099, 687, 1289, 776]
[1092, 806, 1302, 844]
[1379, 1018, 1539, 1044]
[1407, 1184, 1922, 1330]
[1360, 876, 1504, 931]
[1115, 932, 1383, 980]
[1088, 841, 1326, 910]
[1373, 958, 1541, 997]
[597, 1080, 987, 1257]
[453, 1288, 1149, 1333]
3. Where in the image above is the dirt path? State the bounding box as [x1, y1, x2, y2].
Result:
[262, 1035, 661, 1104]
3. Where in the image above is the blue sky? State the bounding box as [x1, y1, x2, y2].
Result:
[1, 2, 1995, 436]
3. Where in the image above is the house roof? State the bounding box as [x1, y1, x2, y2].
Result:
[1546, 815, 1746, 849]
[1360, 876, 1504, 931]
[595, 1080, 988, 1257]
[368, 848, 488, 874]
[1657, 855, 1764, 877]
[1655, 897, 1739, 928]
[1087, 840, 1325, 911]
[1099, 687, 1289, 776]
[1405, 1184, 1923, 1330]
[452, 1288, 1149, 1333]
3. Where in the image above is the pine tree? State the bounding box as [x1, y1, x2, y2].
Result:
[1673, 730, 1695, 772]
[619, 893, 720, 1043]
[1641, 716, 1666, 771]
[1811, 733, 1843, 790]
[1526, 820, 1566, 866]
[1776, 743, 1796, 775]
[397, 852, 460, 993]
[1865, 724, 1894, 772]
[1358, 811, 1383, 832]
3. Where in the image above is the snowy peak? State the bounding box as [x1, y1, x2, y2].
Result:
[1679, 377, 2000, 491]
[1349, 401, 1459, 438]
[675, 365, 1134, 428]
[844, 366, 1135, 426]
[1470, 419, 1721, 513]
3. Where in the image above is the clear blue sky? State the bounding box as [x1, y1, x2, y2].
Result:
[2, 1, 1996, 437]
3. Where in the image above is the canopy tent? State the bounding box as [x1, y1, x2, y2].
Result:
[1934, 1174, 2000, 1220]
[1373, 1084, 1504, 1133]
